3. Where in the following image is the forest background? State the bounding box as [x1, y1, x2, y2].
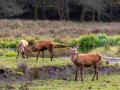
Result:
[0, 0, 120, 22]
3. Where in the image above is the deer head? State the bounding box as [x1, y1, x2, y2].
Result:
[65, 40, 80, 55]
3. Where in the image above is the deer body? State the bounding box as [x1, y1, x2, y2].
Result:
[71, 53, 101, 67]
[66, 41, 101, 81]
[27, 40, 55, 61]
[16, 40, 28, 59]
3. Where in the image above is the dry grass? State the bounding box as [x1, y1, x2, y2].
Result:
[0, 19, 120, 39]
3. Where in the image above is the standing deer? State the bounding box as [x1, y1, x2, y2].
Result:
[16, 40, 28, 59]
[66, 41, 101, 81]
[26, 40, 55, 61]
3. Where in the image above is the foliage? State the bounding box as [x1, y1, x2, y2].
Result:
[0, 0, 27, 17]
[69, 33, 120, 47]
[5, 51, 17, 57]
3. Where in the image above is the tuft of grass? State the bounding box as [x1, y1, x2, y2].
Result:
[29, 65, 40, 79]
[17, 62, 28, 74]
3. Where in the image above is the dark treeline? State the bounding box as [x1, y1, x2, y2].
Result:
[0, 0, 120, 22]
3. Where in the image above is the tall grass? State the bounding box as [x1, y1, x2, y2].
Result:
[69, 33, 120, 47]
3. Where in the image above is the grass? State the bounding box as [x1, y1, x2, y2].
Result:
[0, 19, 120, 89]
[90, 46, 120, 57]
[29, 75, 120, 90]
[0, 19, 120, 39]
[0, 56, 72, 68]
[0, 74, 120, 90]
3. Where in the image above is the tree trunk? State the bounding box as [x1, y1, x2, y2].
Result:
[34, 3, 38, 21]
[65, 0, 70, 20]
[56, 0, 63, 20]
[80, 5, 85, 22]
[0, 10, 2, 19]
[41, 0, 46, 20]
[97, 8, 101, 22]
[109, 4, 113, 21]
[92, 11, 95, 21]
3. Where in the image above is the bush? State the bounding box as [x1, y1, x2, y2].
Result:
[27, 39, 36, 45]
[6, 51, 17, 57]
[69, 33, 120, 47]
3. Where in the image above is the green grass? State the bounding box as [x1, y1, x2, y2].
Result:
[0, 56, 72, 68]
[90, 46, 120, 57]
[1, 74, 120, 90]
[29, 75, 120, 90]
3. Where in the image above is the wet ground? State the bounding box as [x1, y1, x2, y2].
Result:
[1, 47, 120, 64]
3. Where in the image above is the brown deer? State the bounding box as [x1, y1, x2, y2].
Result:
[66, 41, 101, 81]
[26, 40, 55, 61]
[16, 40, 28, 59]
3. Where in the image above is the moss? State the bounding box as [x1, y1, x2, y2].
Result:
[16, 72, 24, 76]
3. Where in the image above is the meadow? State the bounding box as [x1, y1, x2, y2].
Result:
[0, 19, 120, 90]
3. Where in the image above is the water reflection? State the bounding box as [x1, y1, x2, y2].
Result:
[28, 47, 95, 58]
[0, 47, 95, 58]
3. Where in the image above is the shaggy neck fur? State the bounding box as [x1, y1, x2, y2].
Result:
[70, 54, 78, 63]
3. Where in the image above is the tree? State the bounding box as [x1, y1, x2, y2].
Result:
[41, 0, 46, 20]
[64, 0, 70, 20]
[0, 0, 26, 18]
[27, 0, 39, 20]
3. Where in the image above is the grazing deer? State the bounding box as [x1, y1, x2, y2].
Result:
[16, 40, 28, 59]
[26, 40, 55, 61]
[66, 41, 101, 81]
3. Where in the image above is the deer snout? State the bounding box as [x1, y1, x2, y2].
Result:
[31, 52, 33, 55]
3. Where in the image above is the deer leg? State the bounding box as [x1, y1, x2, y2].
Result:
[96, 65, 98, 80]
[42, 51, 44, 61]
[25, 52, 28, 59]
[16, 50, 20, 59]
[75, 67, 79, 81]
[22, 53, 25, 59]
[26, 52, 28, 59]
[92, 64, 98, 81]
[80, 65, 83, 81]
[36, 50, 40, 61]
[50, 49, 54, 61]
[48, 48, 54, 61]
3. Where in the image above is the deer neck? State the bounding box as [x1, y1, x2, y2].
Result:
[70, 54, 77, 62]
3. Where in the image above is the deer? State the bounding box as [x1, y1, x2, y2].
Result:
[66, 41, 101, 81]
[26, 40, 55, 61]
[16, 40, 29, 59]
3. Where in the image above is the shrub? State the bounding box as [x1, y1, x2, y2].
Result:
[27, 39, 36, 45]
[6, 52, 17, 57]
[99, 58, 106, 67]
[70, 33, 119, 47]
[0, 50, 6, 56]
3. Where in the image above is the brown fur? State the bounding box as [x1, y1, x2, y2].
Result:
[66, 41, 101, 81]
[27, 40, 55, 61]
[16, 40, 28, 59]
